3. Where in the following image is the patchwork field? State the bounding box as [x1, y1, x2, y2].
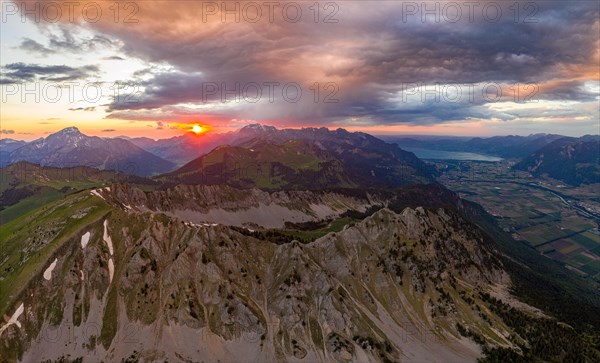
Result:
[435, 160, 600, 283]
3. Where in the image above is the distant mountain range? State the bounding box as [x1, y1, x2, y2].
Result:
[0, 139, 27, 153]
[385, 133, 600, 186]
[2, 127, 175, 177]
[0, 139, 27, 166]
[2, 125, 434, 187]
[128, 132, 239, 166]
[513, 136, 600, 186]
[126, 124, 332, 166]
[161, 125, 435, 189]
[3, 126, 598, 186]
[384, 133, 568, 159]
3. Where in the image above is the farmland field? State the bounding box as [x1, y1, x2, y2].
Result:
[433, 160, 600, 282]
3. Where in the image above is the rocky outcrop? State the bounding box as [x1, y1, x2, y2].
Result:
[1, 190, 526, 362]
[96, 183, 380, 228]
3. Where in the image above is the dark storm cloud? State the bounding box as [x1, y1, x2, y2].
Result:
[18, 0, 600, 127]
[68, 107, 97, 111]
[107, 72, 206, 111]
[0, 78, 18, 85]
[18, 27, 116, 57]
[47, 27, 114, 53]
[19, 38, 55, 55]
[1, 63, 99, 83]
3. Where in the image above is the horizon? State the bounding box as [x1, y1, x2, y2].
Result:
[1, 1, 599, 139]
[2, 123, 600, 143]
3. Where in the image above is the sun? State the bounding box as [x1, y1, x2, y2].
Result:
[192, 125, 203, 134]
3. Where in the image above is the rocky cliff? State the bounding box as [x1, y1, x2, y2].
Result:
[0, 188, 537, 362]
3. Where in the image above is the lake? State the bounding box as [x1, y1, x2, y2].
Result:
[401, 147, 503, 162]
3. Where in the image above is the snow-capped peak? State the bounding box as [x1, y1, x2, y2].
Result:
[58, 126, 81, 134]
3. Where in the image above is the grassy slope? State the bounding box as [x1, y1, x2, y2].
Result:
[159, 141, 353, 190]
[0, 191, 111, 315]
[0, 183, 103, 224]
[0, 162, 153, 223]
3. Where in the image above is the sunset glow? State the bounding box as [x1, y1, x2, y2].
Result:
[0, 1, 598, 139]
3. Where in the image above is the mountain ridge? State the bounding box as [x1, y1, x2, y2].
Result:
[513, 137, 600, 185]
[4, 127, 176, 177]
[384, 133, 569, 159]
[159, 126, 435, 189]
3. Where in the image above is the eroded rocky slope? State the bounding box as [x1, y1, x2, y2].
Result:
[0, 188, 540, 362]
[95, 184, 381, 228]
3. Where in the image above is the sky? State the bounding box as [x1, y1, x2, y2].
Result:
[0, 0, 599, 140]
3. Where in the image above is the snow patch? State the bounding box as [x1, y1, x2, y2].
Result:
[43, 258, 58, 280]
[108, 258, 114, 283]
[103, 220, 114, 255]
[103, 220, 115, 284]
[184, 222, 220, 228]
[90, 189, 104, 200]
[80, 232, 91, 249]
[0, 303, 25, 337]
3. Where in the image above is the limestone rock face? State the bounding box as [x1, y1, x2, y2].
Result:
[100, 183, 380, 228]
[1, 190, 527, 363]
